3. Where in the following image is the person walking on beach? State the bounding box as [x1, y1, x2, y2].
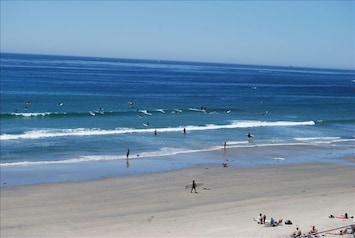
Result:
[191, 180, 197, 193]
[126, 149, 130, 159]
[223, 141, 227, 151]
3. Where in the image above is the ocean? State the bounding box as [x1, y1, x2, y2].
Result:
[1, 53, 354, 186]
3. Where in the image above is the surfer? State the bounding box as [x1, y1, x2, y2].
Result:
[247, 132, 253, 139]
[191, 180, 197, 193]
[183, 128, 186, 134]
[154, 129, 157, 136]
[126, 149, 130, 159]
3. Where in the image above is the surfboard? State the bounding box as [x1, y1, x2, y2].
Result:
[246, 133, 254, 138]
[185, 182, 204, 189]
[189, 108, 206, 112]
[139, 110, 152, 116]
[156, 109, 166, 114]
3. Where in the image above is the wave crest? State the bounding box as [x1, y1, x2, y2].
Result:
[1, 120, 315, 141]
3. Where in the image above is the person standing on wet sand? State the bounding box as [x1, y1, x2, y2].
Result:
[126, 149, 130, 159]
[191, 180, 197, 193]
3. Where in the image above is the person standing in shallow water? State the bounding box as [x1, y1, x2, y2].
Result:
[126, 149, 130, 159]
[191, 180, 197, 193]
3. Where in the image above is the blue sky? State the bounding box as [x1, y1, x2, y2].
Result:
[1, 1, 354, 69]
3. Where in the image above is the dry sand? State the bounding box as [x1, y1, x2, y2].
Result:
[1, 162, 354, 238]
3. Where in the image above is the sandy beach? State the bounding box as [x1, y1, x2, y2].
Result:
[1, 160, 354, 238]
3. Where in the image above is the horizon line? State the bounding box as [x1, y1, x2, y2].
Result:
[1, 51, 354, 72]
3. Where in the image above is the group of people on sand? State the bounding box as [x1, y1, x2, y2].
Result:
[265, 217, 282, 227]
[291, 225, 354, 237]
[257, 213, 282, 227]
[257, 213, 267, 224]
[289, 212, 355, 237]
[291, 225, 320, 238]
[255, 211, 354, 237]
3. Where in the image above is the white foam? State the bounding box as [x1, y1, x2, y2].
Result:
[1, 139, 354, 167]
[294, 137, 354, 144]
[273, 157, 285, 161]
[0, 120, 316, 141]
[0, 147, 209, 167]
[139, 110, 152, 115]
[229, 120, 315, 128]
[0, 155, 120, 167]
[11, 112, 53, 117]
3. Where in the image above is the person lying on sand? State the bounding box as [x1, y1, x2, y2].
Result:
[336, 213, 354, 219]
[329, 212, 353, 219]
[264, 218, 281, 227]
[326, 228, 350, 235]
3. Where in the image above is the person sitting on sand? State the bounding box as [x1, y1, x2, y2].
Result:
[291, 227, 302, 237]
[308, 226, 318, 235]
[264, 217, 275, 227]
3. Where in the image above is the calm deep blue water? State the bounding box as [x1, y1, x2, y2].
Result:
[1, 53, 354, 186]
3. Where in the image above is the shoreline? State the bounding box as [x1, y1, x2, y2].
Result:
[1, 143, 354, 188]
[1, 162, 354, 238]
